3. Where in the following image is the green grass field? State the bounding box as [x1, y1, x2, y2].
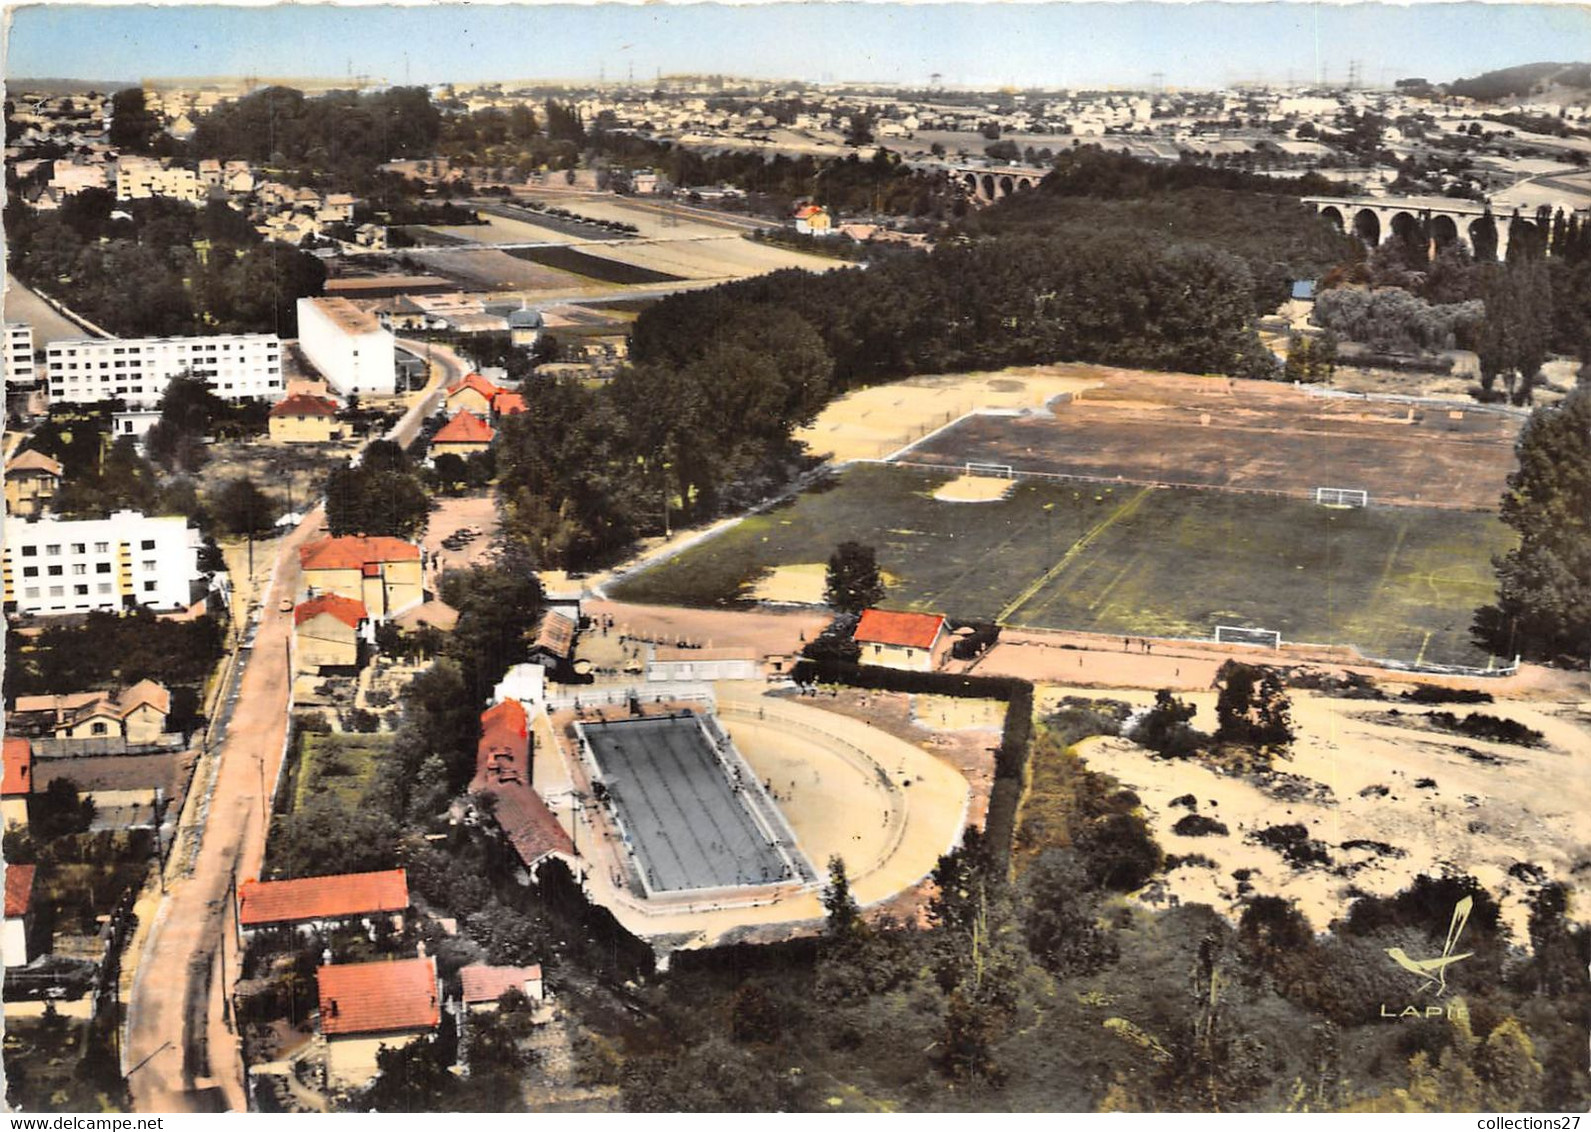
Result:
[609, 464, 1515, 666]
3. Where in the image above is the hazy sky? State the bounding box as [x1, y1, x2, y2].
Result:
[5, 2, 1590, 91]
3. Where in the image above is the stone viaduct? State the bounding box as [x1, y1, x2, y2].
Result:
[951, 165, 1049, 204]
[1302, 194, 1590, 261]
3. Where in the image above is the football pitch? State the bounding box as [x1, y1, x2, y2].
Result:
[609, 464, 1516, 667]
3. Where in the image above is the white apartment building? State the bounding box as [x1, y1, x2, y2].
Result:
[2, 510, 202, 616]
[296, 297, 396, 396]
[3, 323, 37, 389]
[45, 333, 283, 408]
[116, 156, 204, 203]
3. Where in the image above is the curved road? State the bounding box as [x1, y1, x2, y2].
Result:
[123, 342, 468, 1113]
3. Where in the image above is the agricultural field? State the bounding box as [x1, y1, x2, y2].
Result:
[903, 369, 1522, 511]
[505, 245, 681, 285]
[609, 463, 1516, 667]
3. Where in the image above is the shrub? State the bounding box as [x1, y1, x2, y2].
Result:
[1250, 823, 1332, 867]
[1172, 813, 1229, 837]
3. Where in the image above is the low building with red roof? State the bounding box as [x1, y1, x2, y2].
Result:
[293, 593, 369, 671]
[5, 449, 63, 518]
[430, 411, 495, 460]
[490, 390, 527, 419]
[793, 202, 832, 236]
[470, 699, 574, 877]
[459, 963, 544, 1010]
[526, 610, 577, 667]
[3, 738, 33, 830]
[268, 392, 344, 444]
[443, 371, 500, 417]
[853, 608, 949, 672]
[5, 863, 37, 968]
[237, 868, 409, 941]
[11, 680, 172, 744]
[316, 955, 440, 1088]
[298, 535, 424, 621]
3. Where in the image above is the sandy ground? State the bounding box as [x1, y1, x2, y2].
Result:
[1031, 681, 1591, 942]
[582, 599, 830, 660]
[420, 491, 501, 579]
[749, 562, 828, 605]
[528, 194, 746, 242]
[430, 213, 595, 246]
[794, 364, 1102, 463]
[933, 472, 1016, 502]
[3, 272, 106, 343]
[533, 682, 974, 948]
[575, 233, 840, 281]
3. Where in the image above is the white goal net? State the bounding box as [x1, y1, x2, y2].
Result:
[1215, 625, 1283, 649]
[1315, 486, 1369, 508]
[966, 462, 1015, 479]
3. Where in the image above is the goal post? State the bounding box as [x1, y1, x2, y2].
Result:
[1315, 486, 1369, 508]
[1215, 625, 1282, 649]
[966, 461, 1015, 479]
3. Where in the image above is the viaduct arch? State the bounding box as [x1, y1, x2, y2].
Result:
[954, 165, 1047, 204]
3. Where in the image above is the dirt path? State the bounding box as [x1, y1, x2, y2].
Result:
[122, 345, 457, 1113]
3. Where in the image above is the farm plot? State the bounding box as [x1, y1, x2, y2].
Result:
[610, 463, 1514, 667]
[573, 234, 843, 281]
[505, 245, 682, 285]
[902, 369, 1521, 511]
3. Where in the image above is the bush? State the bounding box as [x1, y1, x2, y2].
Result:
[1401, 684, 1492, 705]
[1172, 813, 1229, 837]
[1425, 710, 1542, 746]
[1249, 823, 1331, 867]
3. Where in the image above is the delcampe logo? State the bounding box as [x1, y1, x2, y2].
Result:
[1380, 895, 1474, 1020]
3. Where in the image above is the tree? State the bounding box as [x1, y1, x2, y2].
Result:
[1473, 387, 1591, 661]
[211, 477, 277, 536]
[824, 541, 885, 614]
[1018, 848, 1117, 976]
[29, 778, 95, 839]
[324, 461, 430, 539]
[844, 112, 875, 148]
[1130, 689, 1204, 757]
[108, 88, 161, 152]
[1214, 661, 1293, 753]
[822, 855, 861, 939]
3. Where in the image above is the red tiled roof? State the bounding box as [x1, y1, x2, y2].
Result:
[459, 964, 542, 1004]
[294, 593, 369, 630]
[491, 391, 527, 416]
[471, 699, 573, 869]
[269, 393, 341, 418]
[241, 868, 409, 928]
[432, 412, 495, 445]
[3, 738, 32, 797]
[299, 535, 420, 572]
[793, 204, 824, 219]
[316, 956, 439, 1037]
[121, 679, 171, 716]
[446, 372, 500, 402]
[854, 608, 946, 651]
[5, 864, 36, 919]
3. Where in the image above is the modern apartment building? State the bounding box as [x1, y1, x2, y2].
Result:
[2, 510, 203, 616]
[45, 333, 283, 408]
[115, 156, 205, 203]
[296, 297, 396, 396]
[4, 323, 37, 389]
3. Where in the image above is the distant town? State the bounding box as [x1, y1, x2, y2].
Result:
[3, 50, 1590, 1116]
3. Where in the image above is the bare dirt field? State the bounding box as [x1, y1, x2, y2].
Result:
[795, 364, 1104, 463]
[406, 246, 594, 293]
[934, 472, 1015, 502]
[202, 436, 356, 517]
[1033, 682, 1591, 941]
[574, 233, 840, 281]
[902, 368, 1522, 511]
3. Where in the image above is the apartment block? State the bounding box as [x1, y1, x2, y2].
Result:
[45, 333, 283, 409]
[2, 510, 203, 616]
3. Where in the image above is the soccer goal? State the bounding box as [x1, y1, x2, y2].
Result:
[966, 462, 1016, 479]
[1215, 625, 1283, 649]
[1315, 486, 1369, 508]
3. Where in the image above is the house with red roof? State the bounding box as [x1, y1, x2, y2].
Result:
[4, 449, 63, 517]
[429, 411, 495, 460]
[293, 593, 369, 671]
[793, 202, 832, 236]
[5, 863, 37, 968]
[443, 371, 500, 417]
[3, 738, 32, 830]
[298, 535, 424, 621]
[853, 608, 950, 672]
[459, 963, 544, 1011]
[316, 955, 440, 1088]
[268, 392, 344, 444]
[470, 699, 574, 877]
[237, 868, 410, 942]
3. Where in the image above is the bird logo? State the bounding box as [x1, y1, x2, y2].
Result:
[1385, 895, 1473, 996]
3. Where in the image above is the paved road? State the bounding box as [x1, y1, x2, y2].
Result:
[123, 345, 462, 1113]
